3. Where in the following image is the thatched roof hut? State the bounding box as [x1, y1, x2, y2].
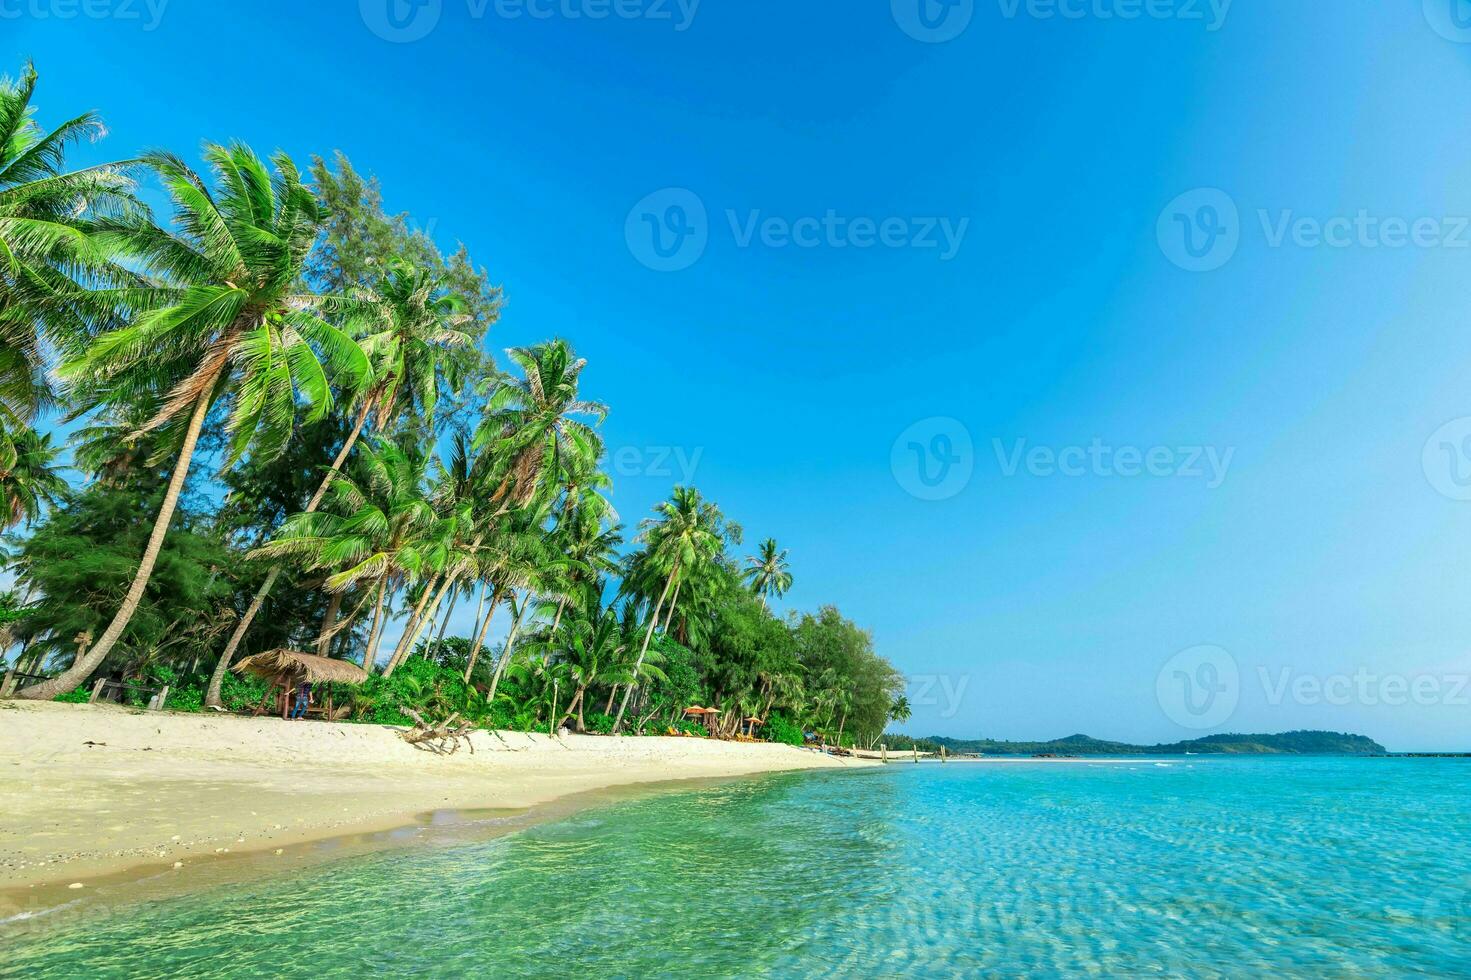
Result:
[233, 649, 367, 687]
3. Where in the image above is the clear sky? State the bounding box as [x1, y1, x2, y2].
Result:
[11, 0, 1471, 750]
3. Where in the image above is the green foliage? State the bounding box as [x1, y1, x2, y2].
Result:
[347, 656, 472, 727]
[764, 713, 804, 747]
[14, 477, 234, 672]
[0, 79, 909, 733]
[219, 672, 271, 713]
[582, 711, 615, 735]
[53, 688, 89, 704]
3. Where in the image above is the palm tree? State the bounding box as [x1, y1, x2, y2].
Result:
[0, 426, 66, 528]
[17, 143, 370, 701]
[207, 262, 471, 702]
[474, 339, 605, 512]
[528, 589, 623, 731]
[612, 486, 738, 732]
[0, 62, 140, 427]
[248, 437, 437, 676]
[743, 537, 792, 610]
[890, 694, 912, 725]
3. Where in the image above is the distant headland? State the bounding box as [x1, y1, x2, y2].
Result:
[891, 730, 1389, 756]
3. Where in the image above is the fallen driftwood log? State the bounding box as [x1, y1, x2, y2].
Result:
[399, 709, 476, 756]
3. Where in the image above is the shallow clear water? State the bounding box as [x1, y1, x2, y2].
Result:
[4, 758, 1470, 977]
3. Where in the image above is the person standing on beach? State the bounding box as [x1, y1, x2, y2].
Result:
[290, 682, 311, 721]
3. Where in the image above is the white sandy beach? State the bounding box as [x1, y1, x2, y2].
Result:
[0, 701, 874, 905]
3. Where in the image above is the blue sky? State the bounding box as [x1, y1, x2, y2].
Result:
[11, 1, 1471, 750]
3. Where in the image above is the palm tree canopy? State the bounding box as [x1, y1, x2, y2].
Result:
[743, 536, 793, 602]
[0, 61, 141, 426]
[356, 261, 473, 430]
[474, 338, 605, 510]
[0, 424, 67, 528]
[63, 142, 372, 465]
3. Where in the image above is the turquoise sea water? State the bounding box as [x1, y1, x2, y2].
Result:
[4, 757, 1469, 977]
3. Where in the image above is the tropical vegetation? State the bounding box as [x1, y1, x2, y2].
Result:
[0, 64, 906, 749]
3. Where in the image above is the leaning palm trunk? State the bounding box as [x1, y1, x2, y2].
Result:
[463, 584, 504, 682]
[315, 592, 343, 657]
[484, 595, 529, 707]
[432, 583, 461, 650]
[558, 686, 587, 730]
[361, 577, 391, 673]
[204, 403, 371, 706]
[384, 573, 454, 677]
[612, 568, 677, 733]
[16, 387, 215, 700]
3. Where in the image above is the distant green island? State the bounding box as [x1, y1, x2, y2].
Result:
[891, 730, 1388, 756]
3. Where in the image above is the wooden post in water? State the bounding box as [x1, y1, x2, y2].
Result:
[881, 743, 888, 764]
[941, 745, 947, 763]
[913, 745, 919, 764]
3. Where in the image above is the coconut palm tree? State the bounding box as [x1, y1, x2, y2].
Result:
[16, 143, 370, 701]
[247, 437, 437, 675]
[526, 589, 624, 731]
[612, 486, 738, 732]
[474, 339, 605, 512]
[890, 694, 912, 725]
[743, 537, 792, 610]
[0, 62, 141, 427]
[207, 262, 471, 702]
[0, 425, 66, 528]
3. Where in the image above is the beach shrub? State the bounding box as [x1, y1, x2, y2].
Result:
[165, 685, 204, 712]
[219, 671, 270, 713]
[53, 688, 90, 704]
[346, 657, 476, 727]
[764, 713, 803, 747]
[583, 711, 615, 735]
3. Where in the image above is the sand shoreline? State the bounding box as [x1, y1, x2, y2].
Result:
[0, 700, 876, 914]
